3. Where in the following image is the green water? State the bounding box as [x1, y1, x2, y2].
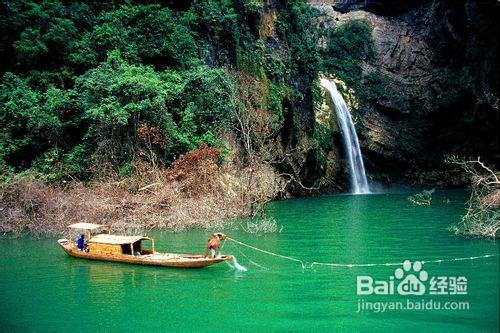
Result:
[0, 190, 498, 332]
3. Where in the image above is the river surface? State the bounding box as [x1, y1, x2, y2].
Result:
[0, 190, 498, 332]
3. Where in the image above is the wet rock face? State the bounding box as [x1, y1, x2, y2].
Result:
[313, 0, 498, 187]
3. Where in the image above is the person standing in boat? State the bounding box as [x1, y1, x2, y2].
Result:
[204, 233, 227, 258]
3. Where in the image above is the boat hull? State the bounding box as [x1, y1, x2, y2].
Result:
[58, 239, 231, 268]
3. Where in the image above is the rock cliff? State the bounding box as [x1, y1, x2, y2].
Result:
[311, 0, 498, 187]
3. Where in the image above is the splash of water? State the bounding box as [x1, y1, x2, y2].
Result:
[225, 256, 247, 272]
[320, 78, 370, 194]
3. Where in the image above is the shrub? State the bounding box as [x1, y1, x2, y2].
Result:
[165, 144, 222, 197]
[242, 216, 283, 233]
[322, 20, 374, 85]
[408, 189, 435, 206]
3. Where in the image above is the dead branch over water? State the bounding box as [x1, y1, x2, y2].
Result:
[446, 156, 499, 239]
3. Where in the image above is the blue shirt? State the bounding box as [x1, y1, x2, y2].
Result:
[77, 238, 84, 249]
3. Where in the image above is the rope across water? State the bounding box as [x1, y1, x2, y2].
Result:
[310, 254, 499, 268]
[226, 237, 498, 269]
[227, 237, 306, 269]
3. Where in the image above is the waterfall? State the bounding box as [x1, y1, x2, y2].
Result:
[320, 78, 370, 194]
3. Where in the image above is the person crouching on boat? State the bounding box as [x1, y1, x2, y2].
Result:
[204, 233, 227, 258]
[77, 234, 88, 252]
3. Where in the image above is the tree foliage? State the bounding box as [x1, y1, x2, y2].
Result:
[322, 20, 374, 86]
[0, 0, 322, 180]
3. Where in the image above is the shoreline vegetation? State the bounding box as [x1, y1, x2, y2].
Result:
[0, 145, 285, 237]
[1, 153, 498, 238]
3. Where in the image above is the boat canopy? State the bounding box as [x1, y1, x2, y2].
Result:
[68, 223, 109, 231]
[89, 234, 152, 245]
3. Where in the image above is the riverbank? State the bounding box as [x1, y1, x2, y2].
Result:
[0, 147, 283, 236]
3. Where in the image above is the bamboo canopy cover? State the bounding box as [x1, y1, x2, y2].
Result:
[68, 223, 108, 231]
[89, 234, 151, 245]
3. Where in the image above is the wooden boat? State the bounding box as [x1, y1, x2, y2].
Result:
[57, 223, 232, 268]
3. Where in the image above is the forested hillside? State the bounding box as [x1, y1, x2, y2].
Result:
[1, 0, 334, 234]
[0, 0, 497, 235]
[1, 1, 324, 182]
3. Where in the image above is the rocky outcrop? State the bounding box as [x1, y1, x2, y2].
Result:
[312, 0, 498, 187]
[310, 0, 424, 15]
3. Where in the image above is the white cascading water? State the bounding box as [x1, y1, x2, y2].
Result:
[226, 256, 247, 272]
[320, 78, 370, 194]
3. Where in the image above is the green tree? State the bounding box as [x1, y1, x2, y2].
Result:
[322, 20, 374, 85]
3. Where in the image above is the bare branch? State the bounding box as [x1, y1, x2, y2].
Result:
[446, 155, 499, 238]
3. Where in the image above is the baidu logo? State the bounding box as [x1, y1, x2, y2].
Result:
[356, 260, 466, 296]
[395, 260, 428, 295]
